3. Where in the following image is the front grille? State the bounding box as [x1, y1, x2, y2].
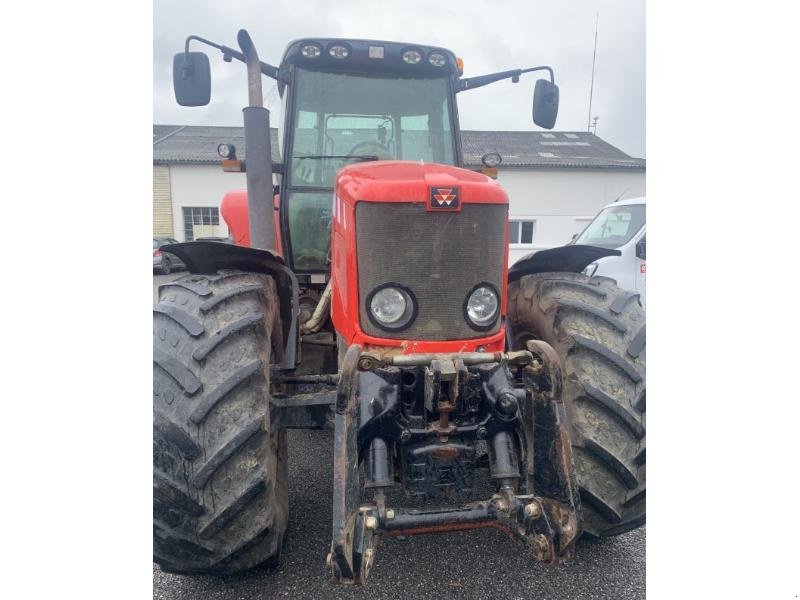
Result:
[356, 202, 506, 340]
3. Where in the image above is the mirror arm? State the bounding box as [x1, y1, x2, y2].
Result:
[183, 35, 285, 83]
[457, 65, 554, 92]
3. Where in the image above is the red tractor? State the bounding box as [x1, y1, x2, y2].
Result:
[154, 30, 645, 584]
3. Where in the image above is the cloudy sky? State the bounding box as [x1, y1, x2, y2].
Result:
[154, 0, 644, 157]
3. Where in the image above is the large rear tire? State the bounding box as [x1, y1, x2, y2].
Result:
[508, 273, 645, 537]
[153, 270, 288, 574]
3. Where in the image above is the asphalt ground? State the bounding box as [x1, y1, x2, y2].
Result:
[153, 271, 645, 600]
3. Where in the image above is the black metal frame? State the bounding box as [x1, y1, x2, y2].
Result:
[329, 342, 582, 585]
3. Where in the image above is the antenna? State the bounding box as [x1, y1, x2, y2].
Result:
[587, 12, 599, 132]
[613, 187, 630, 202]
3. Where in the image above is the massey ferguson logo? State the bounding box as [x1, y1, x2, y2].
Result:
[429, 186, 460, 211]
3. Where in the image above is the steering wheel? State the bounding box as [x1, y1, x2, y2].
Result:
[292, 158, 318, 185]
[347, 141, 394, 160]
[293, 248, 328, 267]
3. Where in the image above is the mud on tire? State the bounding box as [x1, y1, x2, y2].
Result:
[508, 272, 645, 537]
[153, 270, 289, 574]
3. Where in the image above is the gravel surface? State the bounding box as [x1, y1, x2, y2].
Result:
[153, 274, 645, 600]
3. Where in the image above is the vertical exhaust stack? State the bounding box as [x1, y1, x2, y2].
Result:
[238, 29, 276, 252]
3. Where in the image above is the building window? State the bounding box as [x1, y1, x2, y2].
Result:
[183, 207, 220, 241]
[509, 220, 535, 245]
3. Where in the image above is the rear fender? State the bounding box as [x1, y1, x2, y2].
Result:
[162, 241, 299, 370]
[507, 244, 620, 283]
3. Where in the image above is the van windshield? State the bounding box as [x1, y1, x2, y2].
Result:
[575, 204, 645, 249]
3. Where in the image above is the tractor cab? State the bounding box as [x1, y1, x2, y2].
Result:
[276, 39, 462, 272]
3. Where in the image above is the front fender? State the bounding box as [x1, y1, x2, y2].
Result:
[507, 244, 621, 283]
[162, 241, 300, 371]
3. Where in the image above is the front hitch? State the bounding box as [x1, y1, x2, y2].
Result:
[328, 341, 581, 585]
[329, 344, 378, 583]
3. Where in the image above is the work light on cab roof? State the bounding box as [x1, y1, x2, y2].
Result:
[402, 48, 423, 64]
[300, 43, 321, 58]
[328, 43, 350, 59]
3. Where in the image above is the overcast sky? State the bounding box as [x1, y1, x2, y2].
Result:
[154, 0, 644, 157]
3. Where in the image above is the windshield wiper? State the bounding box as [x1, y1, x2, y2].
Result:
[293, 155, 380, 161]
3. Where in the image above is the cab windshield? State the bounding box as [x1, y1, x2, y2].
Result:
[574, 203, 646, 249]
[285, 68, 456, 271]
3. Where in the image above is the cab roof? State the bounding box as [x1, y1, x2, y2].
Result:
[280, 38, 461, 78]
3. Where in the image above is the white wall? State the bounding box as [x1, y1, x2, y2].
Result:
[497, 168, 646, 264]
[169, 165, 247, 241]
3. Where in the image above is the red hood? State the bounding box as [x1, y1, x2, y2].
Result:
[335, 160, 508, 206]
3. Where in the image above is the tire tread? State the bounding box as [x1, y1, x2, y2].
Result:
[153, 271, 288, 575]
[508, 272, 645, 538]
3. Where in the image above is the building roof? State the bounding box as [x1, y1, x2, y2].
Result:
[153, 125, 644, 170]
[459, 130, 645, 170]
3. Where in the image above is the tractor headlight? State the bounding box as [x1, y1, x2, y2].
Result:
[465, 284, 499, 329]
[367, 285, 416, 331]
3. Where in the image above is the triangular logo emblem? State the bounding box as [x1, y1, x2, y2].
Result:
[429, 186, 460, 210]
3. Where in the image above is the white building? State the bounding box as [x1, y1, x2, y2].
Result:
[153, 125, 645, 263]
[459, 131, 646, 263]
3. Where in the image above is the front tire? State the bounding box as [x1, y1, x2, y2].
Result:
[153, 270, 288, 574]
[508, 272, 645, 537]
[160, 257, 172, 275]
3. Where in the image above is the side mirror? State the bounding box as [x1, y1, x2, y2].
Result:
[532, 79, 559, 129]
[636, 237, 646, 260]
[173, 52, 211, 106]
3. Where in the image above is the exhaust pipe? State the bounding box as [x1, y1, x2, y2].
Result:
[237, 29, 276, 252]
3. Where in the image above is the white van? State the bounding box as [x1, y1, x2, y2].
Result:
[574, 196, 646, 306]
